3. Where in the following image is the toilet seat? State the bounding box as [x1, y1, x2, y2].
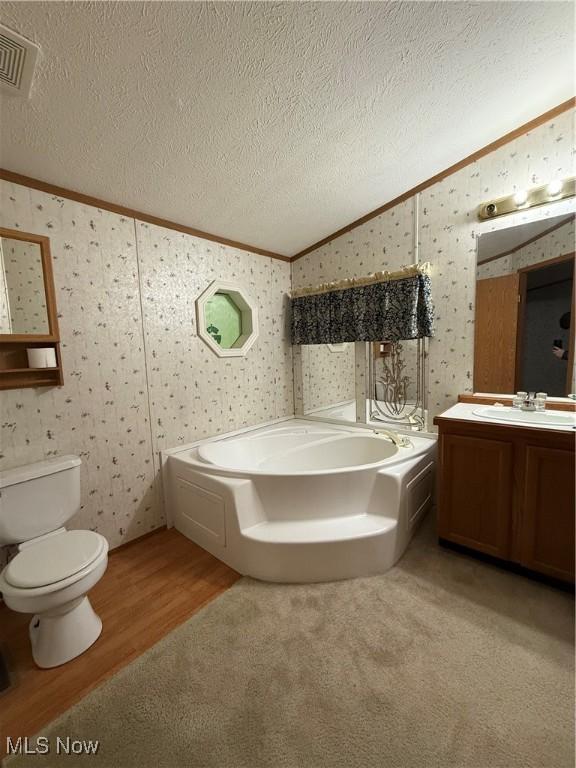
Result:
[4, 530, 106, 589]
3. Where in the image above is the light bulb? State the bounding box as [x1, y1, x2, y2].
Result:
[547, 179, 563, 197]
[513, 190, 528, 206]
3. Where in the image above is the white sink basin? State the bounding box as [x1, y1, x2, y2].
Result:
[472, 406, 576, 428]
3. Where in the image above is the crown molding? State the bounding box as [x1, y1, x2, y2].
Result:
[0, 169, 290, 262]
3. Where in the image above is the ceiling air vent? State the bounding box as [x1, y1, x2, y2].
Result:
[0, 24, 40, 98]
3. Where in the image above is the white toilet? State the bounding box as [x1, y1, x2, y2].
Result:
[0, 455, 108, 668]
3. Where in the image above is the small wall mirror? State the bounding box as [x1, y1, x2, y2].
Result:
[474, 213, 575, 397]
[196, 280, 259, 357]
[0, 228, 62, 390]
[0, 229, 53, 335]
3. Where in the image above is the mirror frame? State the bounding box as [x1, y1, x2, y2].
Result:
[0, 227, 60, 342]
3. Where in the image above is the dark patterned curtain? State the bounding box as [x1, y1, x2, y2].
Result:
[291, 272, 433, 345]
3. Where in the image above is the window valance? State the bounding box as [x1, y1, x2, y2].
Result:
[290, 263, 434, 345]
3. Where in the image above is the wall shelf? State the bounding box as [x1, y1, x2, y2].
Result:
[0, 342, 63, 389]
[2, 367, 59, 373]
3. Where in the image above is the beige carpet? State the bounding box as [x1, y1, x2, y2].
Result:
[6, 517, 574, 768]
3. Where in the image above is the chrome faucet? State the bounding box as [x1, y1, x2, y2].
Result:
[521, 392, 537, 411]
[372, 428, 412, 448]
[513, 391, 547, 412]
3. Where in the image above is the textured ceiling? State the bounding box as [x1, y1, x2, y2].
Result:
[0, 1, 574, 256]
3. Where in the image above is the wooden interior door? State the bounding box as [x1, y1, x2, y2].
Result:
[437, 433, 513, 559]
[474, 273, 519, 392]
[518, 445, 575, 582]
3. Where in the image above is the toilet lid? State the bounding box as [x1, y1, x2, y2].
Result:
[5, 530, 106, 589]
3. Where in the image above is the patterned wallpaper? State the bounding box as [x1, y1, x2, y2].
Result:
[292, 198, 416, 288]
[0, 181, 292, 560]
[292, 109, 575, 425]
[0, 183, 158, 558]
[0, 237, 48, 334]
[291, 198, 416, 416]
[135, 221, 293, 454]
[477, 217, 575, 279]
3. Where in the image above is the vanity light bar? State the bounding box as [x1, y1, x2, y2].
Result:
[478, 176, 575, 221]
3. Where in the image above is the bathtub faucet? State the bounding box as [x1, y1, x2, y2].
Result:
[372, 428, 412, 448]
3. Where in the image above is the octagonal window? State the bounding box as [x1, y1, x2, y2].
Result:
[205, 292, 243, 348]
[196, 280, 259, 357]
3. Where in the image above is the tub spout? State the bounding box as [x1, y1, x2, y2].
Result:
[372, 428, 412, 448]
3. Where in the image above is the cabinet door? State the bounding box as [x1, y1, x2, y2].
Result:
[438, 434, 513, 558]
[519, 445, 575, 582]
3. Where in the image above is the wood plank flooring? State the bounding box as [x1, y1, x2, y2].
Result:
[0, 528, 240, 752]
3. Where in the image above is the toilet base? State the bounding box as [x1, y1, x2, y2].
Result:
[29, 596, 102, 668]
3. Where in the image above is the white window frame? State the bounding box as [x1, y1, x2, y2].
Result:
[195, 280, 259, 358]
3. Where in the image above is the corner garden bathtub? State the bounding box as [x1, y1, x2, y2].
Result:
[162, 420, 436, 582]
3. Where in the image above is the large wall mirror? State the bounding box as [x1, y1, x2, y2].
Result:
[474, 213, 575, 397]
[297, 339, 427, 429]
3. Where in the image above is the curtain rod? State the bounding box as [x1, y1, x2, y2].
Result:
[290, 262, 431, 299]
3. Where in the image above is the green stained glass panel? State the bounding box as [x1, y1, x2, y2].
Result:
[205, 293, 243, 348]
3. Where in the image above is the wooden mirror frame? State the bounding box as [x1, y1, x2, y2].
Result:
[0, 227, 59, 341]
[0, 228, 63, 389]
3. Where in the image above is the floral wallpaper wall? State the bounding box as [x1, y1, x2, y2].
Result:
[0, 237, 48, 334]
[0, 181, 158, 558]
[292, 198, 416, 288]
[292, 109, 575, 425]
[0, 180, 292, 562]
[477, 217, 574, 279]
[291, 198, 416, 416]
[135, 221, 293, 454]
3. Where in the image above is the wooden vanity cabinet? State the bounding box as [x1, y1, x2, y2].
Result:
[518, 444, 575, 581]
[434, 416, 575, 583]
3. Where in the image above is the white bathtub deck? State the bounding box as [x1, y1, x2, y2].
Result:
[242, 514, 397, 544]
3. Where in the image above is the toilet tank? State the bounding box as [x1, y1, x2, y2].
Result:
[0, 455, 81, 545]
